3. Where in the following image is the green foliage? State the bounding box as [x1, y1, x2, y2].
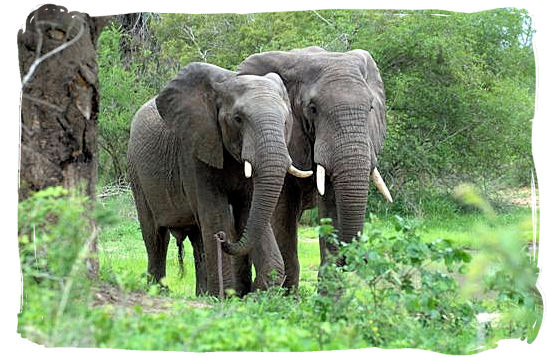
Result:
[299, 208, 319, 226]
[18, 187, 97, 344]
[18, 186, 91, 281]
[314, 214, 478, 352]
[42, 8, 539, 351]
[455, 184, 542, 344]
[99, 9, 535, 214]
[366, 9, 535, 210]
[97, 25, 155, 185]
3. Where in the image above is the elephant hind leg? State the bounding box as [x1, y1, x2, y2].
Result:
[170, 226, 207, 296]
[143, 226, 170, 284]
[130, 179, 170, 284]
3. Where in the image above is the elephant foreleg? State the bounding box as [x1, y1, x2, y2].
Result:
[230, 201, 253, 296]
[318, 178, 341, 266]
[197, 199, 237, 297]
[271, 184, 302, 292]
[187, 227, 207, 296]
[249, 224, 285, 290]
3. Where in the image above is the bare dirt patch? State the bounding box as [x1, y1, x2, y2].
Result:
[92, 284, 212, 313]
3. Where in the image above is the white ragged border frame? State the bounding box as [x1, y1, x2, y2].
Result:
[4, 1, 549, 358]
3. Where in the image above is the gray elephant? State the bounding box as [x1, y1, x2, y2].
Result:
[127, 62, 311, 297]
[223, 47, 392, 290]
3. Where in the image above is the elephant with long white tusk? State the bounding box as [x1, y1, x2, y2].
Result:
[231, 46, 391, 290]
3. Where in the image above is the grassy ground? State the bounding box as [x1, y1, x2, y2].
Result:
[96, 191, 536, 299]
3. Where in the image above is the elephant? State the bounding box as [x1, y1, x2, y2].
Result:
[127, 62, 312, 297]
[222, 47, 392, 290]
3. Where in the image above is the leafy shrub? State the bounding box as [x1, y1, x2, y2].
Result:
[314, 216, 478, 353]
[455, 184, 542, 345]
[17, 187, 113, 346]
[97, 25, 155, 185]
[299, 208, 319, 226]
[19, 187, 91, 280]
[19, 185, 539, 352]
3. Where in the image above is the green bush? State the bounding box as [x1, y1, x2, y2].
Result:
[18, 187, 94, 344]
[17, 187, 115, 346]
[314, 215, 478, 352]
[97, 25, 155, 185]
[455, 184, 542, 345]
[18, 186, 540, 352]
[97, 9, 535, 215]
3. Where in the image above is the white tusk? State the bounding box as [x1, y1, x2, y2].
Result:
[316, 165, 326, 196]
[287, 165, 313, 178]
[244, 161, 252, 178]
[371, 168, 393, 203]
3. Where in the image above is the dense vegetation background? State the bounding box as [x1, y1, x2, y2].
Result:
[17, 8, 541, 353]
[98, 8, 535, 216]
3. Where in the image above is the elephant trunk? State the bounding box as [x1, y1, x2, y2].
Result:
[317, 105, 372, 253]
[332, 147, 370, 244]
[221, 115, 290, 258]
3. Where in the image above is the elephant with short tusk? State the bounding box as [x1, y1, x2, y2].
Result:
[127, 62, 311, 297]
[223, 47, 392, 290]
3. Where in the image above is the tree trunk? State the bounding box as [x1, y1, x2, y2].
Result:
[18, 4, 111, 278]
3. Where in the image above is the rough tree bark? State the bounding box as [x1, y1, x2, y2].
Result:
[18, 4, 110, 278]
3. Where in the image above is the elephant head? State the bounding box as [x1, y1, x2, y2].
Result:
[155, 62, 311, 284]
[237, 47, 392, 262]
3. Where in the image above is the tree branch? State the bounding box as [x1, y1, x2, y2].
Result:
[182, 25, 209, 62]
[312, 10, 335, 27]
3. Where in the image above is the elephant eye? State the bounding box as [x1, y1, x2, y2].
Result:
[308, 103, 317, 115]
[233, 114, 243, 123]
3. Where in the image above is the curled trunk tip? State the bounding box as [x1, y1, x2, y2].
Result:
[216, 230, 251, 256]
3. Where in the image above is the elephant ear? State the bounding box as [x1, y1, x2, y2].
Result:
[348, 49, 387, 162]
[237, 51, 298, 83]
[156, 62, 233, 169]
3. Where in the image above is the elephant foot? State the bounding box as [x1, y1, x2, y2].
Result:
[143, 273, 171, 295]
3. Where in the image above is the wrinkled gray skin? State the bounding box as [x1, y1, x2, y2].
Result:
[127, 62, 294, 297]
[226, 47, 387, 290]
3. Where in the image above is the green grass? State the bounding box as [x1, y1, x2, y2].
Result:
[98, 192, 324, 297]
[97, 191, 537, 299]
